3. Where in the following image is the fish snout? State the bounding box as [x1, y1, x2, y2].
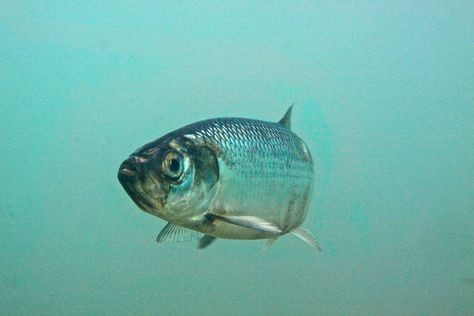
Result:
[118, 156, 144, 181]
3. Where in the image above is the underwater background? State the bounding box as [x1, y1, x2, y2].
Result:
[1, 2, 473, 315]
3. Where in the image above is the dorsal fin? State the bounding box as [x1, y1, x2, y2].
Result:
[278, 104, 294, 129]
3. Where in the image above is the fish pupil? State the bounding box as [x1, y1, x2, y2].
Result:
[169, 158, 180, 173]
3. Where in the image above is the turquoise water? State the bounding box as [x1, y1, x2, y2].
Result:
[1, 2, 473, 315]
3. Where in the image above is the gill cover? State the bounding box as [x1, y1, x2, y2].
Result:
[162, 139, 220, 219]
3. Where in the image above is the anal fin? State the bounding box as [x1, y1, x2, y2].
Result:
[156, 222, 202, 244]
[291, 227, 322, 252]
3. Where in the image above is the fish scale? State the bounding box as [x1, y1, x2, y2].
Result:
[177, 117, 314, 234]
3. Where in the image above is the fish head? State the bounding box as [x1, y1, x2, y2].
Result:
[118, 134, 219, 221]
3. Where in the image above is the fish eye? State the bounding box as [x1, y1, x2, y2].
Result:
[161, 150, 184, 180]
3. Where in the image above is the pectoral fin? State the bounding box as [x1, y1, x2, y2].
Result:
[156, 222, 202, 244]
[206, 214, 282, 234]
[291, 227, 322, 252]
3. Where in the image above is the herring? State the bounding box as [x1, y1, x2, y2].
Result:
[118, 105, 321, 251]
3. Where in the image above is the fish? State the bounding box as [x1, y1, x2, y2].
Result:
[117, 105, 321, 251]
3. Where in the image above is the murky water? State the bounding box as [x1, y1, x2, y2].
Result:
[1, 2, 473, 315]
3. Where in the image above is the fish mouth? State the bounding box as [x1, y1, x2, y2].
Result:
[118, 157, 155, 211]
[118, 156, 142, 177]
[118, 168, 136, 177]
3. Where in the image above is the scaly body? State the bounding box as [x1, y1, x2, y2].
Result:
[118, 106, 321, 250]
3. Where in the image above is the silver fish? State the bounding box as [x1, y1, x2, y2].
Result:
[118, 105, 321, 250]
